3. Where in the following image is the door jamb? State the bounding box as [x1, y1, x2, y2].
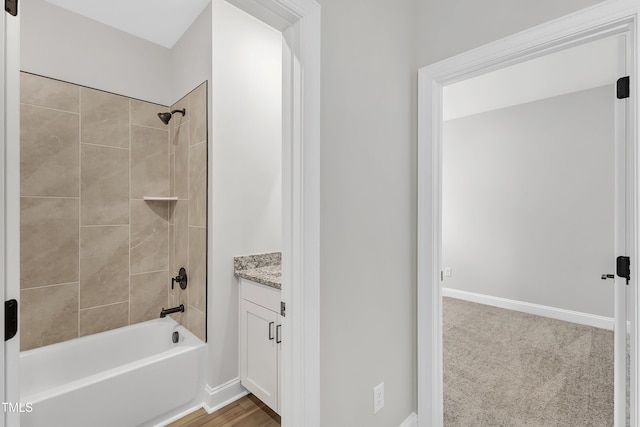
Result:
[417, 2, 640, 426]
[220, 1, 321, 426]
[4, 6, 20, 427]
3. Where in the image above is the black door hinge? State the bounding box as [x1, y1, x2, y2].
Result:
[280, 301, 286, 317]
[617, 256, 631, 285]
[617, 76, 630, 99]
[5, 299, 17, 341]
[5, 0, 17, 16]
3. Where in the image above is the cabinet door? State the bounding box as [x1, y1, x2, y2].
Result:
[240, 299, 279, 412]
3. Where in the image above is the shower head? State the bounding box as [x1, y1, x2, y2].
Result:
[158, 112, 172, 125]
[157, 108, 186, 125]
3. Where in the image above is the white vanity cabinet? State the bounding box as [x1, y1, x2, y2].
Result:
[239, 278, 282, 414]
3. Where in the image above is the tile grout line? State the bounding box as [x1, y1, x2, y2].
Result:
[175, 95, 187, 327]
[78, 85, 82, 338]
[20, 101, 80, 115]
[204, 82, 209, 341]
[20, 195, 79, 199]
[186, 94, 191, 329]
[173, 99, 180, 323]
[168, 101, 172, 310]
[80, 224, 130, 228]
[129, 98, 132, 326]
[130, 269, 170, 277]
[130, 122, 168, 132]
[22, 281, 80, 291]
[188, 304, 205, 316]
[79, 300, 129, 312]
[80, 141, 129, 151]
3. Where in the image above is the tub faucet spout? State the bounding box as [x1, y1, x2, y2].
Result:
[160, 304, 184, 318]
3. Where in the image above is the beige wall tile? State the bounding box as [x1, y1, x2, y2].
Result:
[81, 144, 129, 225]
[131, 200, 168, 274]
[169, 109, 188, 130]
[80, 226, 129, 309]
[169, 153, 175, 198]
[130, 271, 168, 324]
[174, 200, 189, 274]
[189, 82, 207, 145]
[21, 104, 79, 197]
[189, 142, 207, 227]
[170, 288, 188, 325]
[171, 93, 189, 115]
[170, 95, 190, 137]
[131, 125, 169, 199]
[188, 226, 206, 312]
[21, 283, 78, 351]
[173, 124, 189, 199]
[21, 73, 79, 113]
[79, 302, 129, 337]
[81, 88, 129, 148]
[187, 305, 206, 341]
[169, 224, 175, 278]
[21, 197, 79, 288]
[20, 78, 208, 347]
[131, 99, 169, 130]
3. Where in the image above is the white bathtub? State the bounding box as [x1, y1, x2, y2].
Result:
[20, 317, 206, 427]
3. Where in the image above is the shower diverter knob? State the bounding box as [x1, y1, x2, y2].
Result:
[172, 267, 188, 290]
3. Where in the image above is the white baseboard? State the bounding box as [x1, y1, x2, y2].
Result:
[203, 378, 248, 414]
[442, 288, 614, 330]
[399, 412, 418, 427]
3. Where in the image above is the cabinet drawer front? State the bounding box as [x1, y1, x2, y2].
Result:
[240, 278, 281, 312]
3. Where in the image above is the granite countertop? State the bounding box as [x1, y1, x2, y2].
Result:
[234, 252, 281, 290]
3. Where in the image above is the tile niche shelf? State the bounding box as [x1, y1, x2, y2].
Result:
[142, 196, 179, 201]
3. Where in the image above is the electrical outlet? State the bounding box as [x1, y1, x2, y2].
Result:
[373, 382, 384, 414]
[444, 267, 451, 277]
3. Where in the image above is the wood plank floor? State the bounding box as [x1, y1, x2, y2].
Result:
[167, 394, 280, 427]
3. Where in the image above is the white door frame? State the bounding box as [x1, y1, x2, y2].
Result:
[0, 8, 5, 425]
[224, 1, 321, 426]
[4, 5, 20, 427]
[417, 1, 640, 426]
[5, 0, 320, 425]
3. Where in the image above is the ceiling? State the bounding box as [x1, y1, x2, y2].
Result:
[443, 35, 621, 121]
[45, 0, 211, 49]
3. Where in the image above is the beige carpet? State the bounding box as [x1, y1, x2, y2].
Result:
[443, 297, 614, 426]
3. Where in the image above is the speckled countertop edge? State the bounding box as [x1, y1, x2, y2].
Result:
[234, 252, 282, 290]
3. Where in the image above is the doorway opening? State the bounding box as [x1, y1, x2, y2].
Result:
[217, 1, 321, 425]
[2, 0, 320, 426]
[417, 3, 639, 426]
[441, 34, 625, 425]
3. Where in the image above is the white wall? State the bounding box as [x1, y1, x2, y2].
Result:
[170, 3, 212, 104]
[208, 0, 282, 387]
[443, 86, 615, 317]
[318, 0, 416, 425]
[22, 0, 212, 105]
[415, 0, 605, 68]
[314, 0, 608, 425]
[21, 0, 173, 105]
[18, 0, 616, 424]
[443, 35, 619, 121]
[317, 0, 605, 423]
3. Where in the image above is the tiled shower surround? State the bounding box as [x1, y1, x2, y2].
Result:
[20, 72, 207, 350]
[167, 85, 208, 340]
